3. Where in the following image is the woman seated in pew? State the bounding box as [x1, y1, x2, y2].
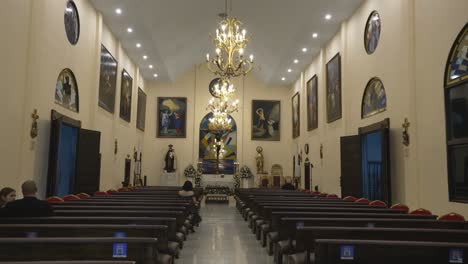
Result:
[179, 181, 202, 227]
[0, 187, 16, 207]
[1, 180, 53, 217]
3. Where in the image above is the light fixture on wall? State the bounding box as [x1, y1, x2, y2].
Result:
[205, 0, 254, 78]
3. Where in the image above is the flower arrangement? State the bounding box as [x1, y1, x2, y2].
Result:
[184, 165, 197, 178]
[239, 165, 253, 179]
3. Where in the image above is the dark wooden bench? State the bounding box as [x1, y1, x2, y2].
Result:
[0, 262, 136, 264]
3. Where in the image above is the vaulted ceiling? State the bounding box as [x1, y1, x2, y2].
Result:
[90, 0, 363, 85]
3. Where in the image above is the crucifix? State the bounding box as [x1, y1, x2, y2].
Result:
[30, 109, 39, 139]
[402, 118, 410, 146]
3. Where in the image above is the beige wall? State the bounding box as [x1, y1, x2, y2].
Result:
[292, 0, 468, 216]
[144, 65, 293, 186]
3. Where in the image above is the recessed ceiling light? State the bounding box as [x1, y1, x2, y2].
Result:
[153, 73, 158, 78]
[293, 59, 299, 64]
[281, 77, 286, 81]
[302, 48, 308, 53]
[143, 55, 148, 60]
[312, 33, 318, 38]
[149, 65, 153, 69]
[115, 8, 122, 15]
[136, 43, 141, 48]
[127, 27, 133, 33]
[287, 69, 292, 73]
[325, 14, 332, 20]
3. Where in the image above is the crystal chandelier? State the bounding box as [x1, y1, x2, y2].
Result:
[205, 11, 253, 78]
[206, 94, 239, 133]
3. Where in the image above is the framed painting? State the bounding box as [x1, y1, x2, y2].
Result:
[292, 92, 300, 138]
[157, 97, 187, 138]
[136, 87, 147, 131]
[98, 44, 118, 113]
[326, 53, 342, 123]
[119, 69, 133, 122]
[252, 100, 281, 141]
[64, 0, 80, 45]
[55, 68, 79, 112]
[362, 77, 387, 118]
[364, 10, 381, 54]
[306, 75, 318, 131]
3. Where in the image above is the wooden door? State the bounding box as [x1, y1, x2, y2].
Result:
[340, 135, 362, 198]
[75, 128, 101, 194]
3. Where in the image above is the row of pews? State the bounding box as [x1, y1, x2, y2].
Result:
[0, 186, 202, 264]
[235, 188, 468, 264]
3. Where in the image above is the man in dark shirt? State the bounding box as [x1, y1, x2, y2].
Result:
[1, 180, 53, 217]
[281, 178, 296, 190]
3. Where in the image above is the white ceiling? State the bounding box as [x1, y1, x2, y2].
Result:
[89, 0, 363, 86]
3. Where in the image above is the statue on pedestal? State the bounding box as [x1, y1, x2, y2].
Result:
[256, 146, 264, 173]
[164, 144, 176, 173]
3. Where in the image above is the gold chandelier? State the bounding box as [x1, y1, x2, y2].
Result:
[206, 13, 253, 78]
[206, 82, 239, 133]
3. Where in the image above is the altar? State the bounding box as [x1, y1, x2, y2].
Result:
[201, 174, 235, 189]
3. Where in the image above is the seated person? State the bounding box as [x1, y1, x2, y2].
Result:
[0, 187, 16, 208]
[281, 178, 296, 190]
[178, 181, 202, 226]
[2, 180, 53, 217]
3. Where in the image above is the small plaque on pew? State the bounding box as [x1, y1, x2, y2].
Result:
[113, 232, 127, 258]
[296, 221, 304, 228]
[449, 248, 463, 264]
[366, 222, 376, 228]
[25, 232, 38, 238]
[340, 245, 354, 260]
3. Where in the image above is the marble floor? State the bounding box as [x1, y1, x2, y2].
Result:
[177, 199, 273, 264]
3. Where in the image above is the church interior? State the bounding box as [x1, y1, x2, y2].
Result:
[1, 0, 468, 263]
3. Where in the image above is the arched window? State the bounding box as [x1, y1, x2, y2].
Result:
[445, 23, 468, 202]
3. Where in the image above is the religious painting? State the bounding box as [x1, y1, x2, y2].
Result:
[364, 10, 381, 54]
[326, 53, 342, 123]
[136, 88, 146, 131]
[199, 113, 237, 174]
[64, 0, 80, 45]
[292, 92, 300, 138]
[307, 75, 318, 131]
[157, 97, 187, 138]
[98, 44, 118, 113]
[55, 68, 79, 112]
[445, 23, 468, 88]
[252, 100, 280, 141]
[362, 77, 387, 118]
[119, 69, 133, 122]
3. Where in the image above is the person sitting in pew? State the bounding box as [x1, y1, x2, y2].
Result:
[0, 187, 16, 208]
[281, 178, 296, 190]
[179, 181, 202, 226]
[1, 180, 53, 217]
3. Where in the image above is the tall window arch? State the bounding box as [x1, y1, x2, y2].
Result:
[445, 23, 468, 202]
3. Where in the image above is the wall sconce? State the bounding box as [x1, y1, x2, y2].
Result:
[30, 109, 39, 139]
[402, 118, 410, 146]
[320, 144, 324, 160]
[114, 139, 118, 155]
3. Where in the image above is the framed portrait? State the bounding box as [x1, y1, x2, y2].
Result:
[55, 68, 79, 112]
[157, 97, 187, 138]
[252, 100, 281, 141]
[362, 77, 387, 118]
[64, 0, 80, 45]
[98, 44, 118, 113]
[364, 10, 381, 54]
[306, 75, 318, 131]
[326, 53, 342, 123]
[292, 92, 300, 138]
[119, 69, 133, 122]
[136, 87, 147, 131]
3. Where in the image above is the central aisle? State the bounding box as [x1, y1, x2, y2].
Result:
[178, 200, 273, 264]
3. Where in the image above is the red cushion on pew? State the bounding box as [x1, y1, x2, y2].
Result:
[318, 193, 328, 197]
[63, 194, 80, 201]
[76, 193, 91, 199]
[369, 200, 387, 207]
[410, 208, 432, 215]
[355, 198, 370, 204]
[438, 213, 465, 221]
[47, 196, 64, 203]
[390, 203, 410, 213]
[94, 191, 109, 196]
[343, 196, 358, 202]
[311, 191, 321, 196]
[118, 187, 130, 192]
[107, 189, 117, 193]
[326, 194, 339, 198]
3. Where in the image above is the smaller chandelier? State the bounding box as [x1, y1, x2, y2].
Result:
[206, 14, 254, 78]
[207, 96, 239, 133]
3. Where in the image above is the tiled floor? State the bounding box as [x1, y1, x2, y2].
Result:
[177, 199, 273, 264]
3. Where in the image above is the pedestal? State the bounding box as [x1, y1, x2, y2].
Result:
[241, 178, 251, 188]
[161, 172, 178, 186]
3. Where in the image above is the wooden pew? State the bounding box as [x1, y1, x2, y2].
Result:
[314, 239, 468, 264]
[0, 237, 167, 264]
[0, 262, 136, 264]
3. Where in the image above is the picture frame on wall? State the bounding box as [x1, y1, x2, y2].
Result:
[136, 87, 147, 131]
[326, 53, 342, 123]
[251, 100, 281, 141]
[64, 0, 80, 45]
[362, 77, 387, 119]
[157, 97, 187, 138]
[119, 69, 133, 122]
[364, 10, 381, 55]
[98, 44, 118, 113]
[307, 75, 318, 131]
[55, 68, 79, 112]
[292, 92, 300, 139]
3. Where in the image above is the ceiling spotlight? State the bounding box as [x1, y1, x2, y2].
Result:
[115, 8, 122, 15]
[153, 73, 158, 78]
[149, 65, 153, 69]
[287, 69, 292, 73]
[312, 33, 318, 38]
[281, 77, 286, 81]
[325, 14, 332, 20]
[127, 27, 133, 33]
[302, 48, 308, 53]
[136, 43, 141, 48]
[293, 59, 299, 64]
[143, 55, 148, 60]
